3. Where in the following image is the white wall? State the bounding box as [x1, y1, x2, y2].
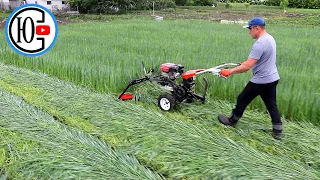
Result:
[0, 0, 69, 11]
[0, 0, 10, 10]
[26, 0, 68, 11]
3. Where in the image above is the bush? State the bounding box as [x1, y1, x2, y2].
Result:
[155, 0, 176, 9]
[293, 0, 320, 9]
[264, 0, 320, 9]
[175, 0, 188, 5]
[135, 0, 176, 10]
[185, 0, 195, 5]
[67, 0, 176, 13]
[225, 1, 232, 7]
[264, 0, 281, 6]
[194, 0, 214, 6]
[66, 0, 135, 14]
[280, 0, 289, 10]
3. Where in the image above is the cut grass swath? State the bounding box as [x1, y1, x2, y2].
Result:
[0, 88, 162, 179]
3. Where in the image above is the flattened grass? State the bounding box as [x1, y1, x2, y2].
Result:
[0, 87, 162, 179]
[0, 63, 319, 179]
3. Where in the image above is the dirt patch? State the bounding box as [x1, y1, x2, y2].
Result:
[285, 13, 305, 18]
[150, 10, 280, 21]
[0, 18, 6, 29]
[56, 17, 76, 24]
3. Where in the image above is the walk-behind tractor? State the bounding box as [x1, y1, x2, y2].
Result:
[118, 62, 240, 111]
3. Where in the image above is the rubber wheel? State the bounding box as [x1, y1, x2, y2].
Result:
[158, 93, 176, 111]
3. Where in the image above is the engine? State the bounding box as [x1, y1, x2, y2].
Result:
[160, 63, 184, 80]
[160, 63, 186, 99]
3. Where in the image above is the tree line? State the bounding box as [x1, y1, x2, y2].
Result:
[66, 0, 320, 14]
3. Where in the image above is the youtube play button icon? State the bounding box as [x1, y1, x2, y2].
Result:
[36, 25, 50, 35]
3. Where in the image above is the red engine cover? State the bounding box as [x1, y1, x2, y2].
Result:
[182, 69, 205, 79]
[161, 63, 176, 73]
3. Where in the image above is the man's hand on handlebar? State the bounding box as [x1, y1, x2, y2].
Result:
[220, 69, 232, 77]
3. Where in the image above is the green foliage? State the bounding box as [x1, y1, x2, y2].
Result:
[194, 0, 214, 6]
[175, 0, 188, 6]
[135, 0, 176, 10]
[225, 1, 232, 8]
[154, 0, 177, 9]
[185, 0, 195, 5]
[280, 0, 289, 12]
[66, 0, 132, 14]
[264, 0, 281, 6]
[224, 0, 249, 2]
[294, 0, 320, 9]
[265, 0, 320, 9]
[66, 0, 176, 13]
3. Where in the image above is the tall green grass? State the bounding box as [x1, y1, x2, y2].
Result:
[0, 19, 319, 124]
[0, 63, 320, 179]
[0, 88, 162, 179]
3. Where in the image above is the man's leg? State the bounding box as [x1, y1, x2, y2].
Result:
[232, 82, 261, 118]
[260, 80, 282, 139]
[218, 81, 260, 126]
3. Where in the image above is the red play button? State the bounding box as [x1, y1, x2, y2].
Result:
[36, 25, 50, 35]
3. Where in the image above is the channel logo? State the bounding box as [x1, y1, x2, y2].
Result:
[5, 4, 58, 57]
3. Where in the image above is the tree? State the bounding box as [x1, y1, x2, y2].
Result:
[66, 0, 175, 14]
[280, 0, 289, 13]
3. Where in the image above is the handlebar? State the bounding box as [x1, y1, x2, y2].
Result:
[196, 62, 241, 78]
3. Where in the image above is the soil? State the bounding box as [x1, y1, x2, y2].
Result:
[155, 11, 279, 21]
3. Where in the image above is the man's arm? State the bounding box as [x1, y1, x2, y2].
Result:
[230, 58, 258, 75]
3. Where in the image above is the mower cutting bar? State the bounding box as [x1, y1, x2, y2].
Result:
[118, 76, 150, 99]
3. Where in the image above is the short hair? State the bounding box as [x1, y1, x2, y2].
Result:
[259, 26, 266, 29]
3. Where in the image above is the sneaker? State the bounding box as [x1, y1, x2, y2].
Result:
[261, 128, 282, 140]
[217, 114, 238, 126]
[272, 132, 282, 140]
[272, 123, 283, 140]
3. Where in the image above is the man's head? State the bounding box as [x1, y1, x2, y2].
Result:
[243, 17, 266, 39]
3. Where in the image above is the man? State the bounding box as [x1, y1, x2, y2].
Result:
[217, 17, 282, 140]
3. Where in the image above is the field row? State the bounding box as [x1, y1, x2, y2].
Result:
[0, 63, 319, 179]
[0, 88, 161, 179]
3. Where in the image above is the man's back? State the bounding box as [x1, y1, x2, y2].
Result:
[249, 33, 280, 84]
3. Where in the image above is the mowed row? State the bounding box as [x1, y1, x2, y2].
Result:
[0, 63, 319, 179]
[0, 19, 319, 124]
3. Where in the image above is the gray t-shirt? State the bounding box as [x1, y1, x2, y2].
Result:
[248, 33, 280, 84]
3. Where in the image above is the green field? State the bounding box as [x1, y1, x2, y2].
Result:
[0, 5, 320, 179]
[1, 19, 319, 123]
